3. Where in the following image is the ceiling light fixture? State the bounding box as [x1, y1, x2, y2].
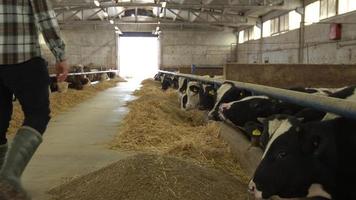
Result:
[94, 0, 100, 7]
[115, 26, 119, 30]
[103, 11, 109, 17]
[110, 19, 114, 24]
[161, 2, 167, 8]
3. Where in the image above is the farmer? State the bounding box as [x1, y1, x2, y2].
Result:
[0, 0, 68, 199]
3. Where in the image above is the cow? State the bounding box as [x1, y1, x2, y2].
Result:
[244, 87, 354, 147]
[249, 115, 356, 200]
[180, 93, 188, 110]
[177, 77, 188, 102]
[322, 86, 356, 120]
[208, 82, 252, 120]
[217, 95, 305, 128]
[154, 73, 162, 81]
[161, 75, 172, 91]
[171, 76, 179, 89]
[183, 81, 202, 110]
[198, 84, 217, 110]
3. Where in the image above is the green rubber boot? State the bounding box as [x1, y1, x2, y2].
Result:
[0, 126, 43, 200]
[0, 143, 8, 168]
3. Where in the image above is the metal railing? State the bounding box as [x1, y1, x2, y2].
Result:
[159, 70, 356, 120]
[49, 70, 117, 78]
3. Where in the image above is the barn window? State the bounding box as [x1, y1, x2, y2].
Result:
[305, 1, 321, 25]
[253, 26, 261, 40]
[320, 0, 336, 19]
[270, 17, 279, 35]
[244, 29, 249, 41]
[263, 20, 271, 37]
[279, 13, 289, 32]
[238, 30, 244, 44]
[338, 0, 356, 14]
[289, 10, 301, 30]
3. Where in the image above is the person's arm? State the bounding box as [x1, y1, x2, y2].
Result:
[30, 0, 68, 81]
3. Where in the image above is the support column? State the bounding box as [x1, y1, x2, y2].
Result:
[298, 4, 305, 64]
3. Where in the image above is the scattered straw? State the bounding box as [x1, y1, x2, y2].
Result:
[49, 154, 248, 200]
[111, 79, 250, 183]
[7, 78, 122, 136]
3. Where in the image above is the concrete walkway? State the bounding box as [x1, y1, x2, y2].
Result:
[22, 80, 141, 200]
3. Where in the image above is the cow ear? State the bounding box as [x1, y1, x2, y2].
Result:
[257, 117, 266, 123]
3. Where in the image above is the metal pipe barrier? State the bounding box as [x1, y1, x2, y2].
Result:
[49, 70, 117, 78]
[159, 70, 356, 120]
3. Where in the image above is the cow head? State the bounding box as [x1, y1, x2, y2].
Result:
[250, 115, 334, 200]
[208, 83, 251, 121]
[185, 82, 202, 110]
[161, 76, 172, 90]
[217, 96, 277, 127]
[198, 84, 216, 110]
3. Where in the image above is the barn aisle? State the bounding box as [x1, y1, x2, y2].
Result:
[21, 80, 141, 200]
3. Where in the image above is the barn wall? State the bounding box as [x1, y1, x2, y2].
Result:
[225, 63, 356, 88]
[41, 29, 117, 70]
[237, 12, 356, 64]
[160, 30, 237, 68]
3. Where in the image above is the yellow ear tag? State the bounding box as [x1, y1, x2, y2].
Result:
[209, 90, 216, 95]
[252, 129, 262, 136]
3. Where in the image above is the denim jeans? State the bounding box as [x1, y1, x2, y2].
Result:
[0, 57, 51, 145]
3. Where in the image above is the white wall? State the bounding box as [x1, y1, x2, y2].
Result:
[160, 30, 237, 67]
[237, 12, 356, 64]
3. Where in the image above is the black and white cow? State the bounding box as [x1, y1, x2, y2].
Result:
[171, 76, 179, 89]
[154, 73, 162, 81]
[249, 115, 356, 200]
[218, 95, 305, 128]
[183, 81, 202, 110]
[198, 84, 217, 110]
[161, 75, 172, 90]
[288, 87, 337, 96]
[244, 87, 354, 147]
[208, 82, 252, 120]
[250, 86, 356, 199]
[177, 77, 188, 102]
[180, 93, 188, 110]
[322, 86, 356, 120]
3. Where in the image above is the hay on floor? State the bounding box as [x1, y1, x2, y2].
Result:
[49, 154, 249, 200]
[111, 79, 249, 183]
[7, 78, 121, 136]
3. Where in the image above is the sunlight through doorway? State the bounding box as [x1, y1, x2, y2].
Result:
[119, 36, 159, 81]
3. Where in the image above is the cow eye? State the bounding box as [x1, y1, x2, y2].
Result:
[276, 151, 287, 159]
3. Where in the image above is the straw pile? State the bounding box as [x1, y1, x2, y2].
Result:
[7, 78, 122, 136]
[49, 154, 249, 200]
[111, 79, 249, 182]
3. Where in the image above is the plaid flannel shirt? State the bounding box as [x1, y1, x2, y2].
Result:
[0, 0, 65, 65]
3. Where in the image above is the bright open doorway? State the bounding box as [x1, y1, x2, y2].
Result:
[118, 36, 159, 81]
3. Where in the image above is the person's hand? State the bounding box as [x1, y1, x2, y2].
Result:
[55, 60, 69, 82]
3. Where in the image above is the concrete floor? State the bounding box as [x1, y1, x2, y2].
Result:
[21, 80, 141, 200]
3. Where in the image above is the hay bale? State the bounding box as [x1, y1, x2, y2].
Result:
[111, 79, 249, 183]
[48, 154, 248, 200]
